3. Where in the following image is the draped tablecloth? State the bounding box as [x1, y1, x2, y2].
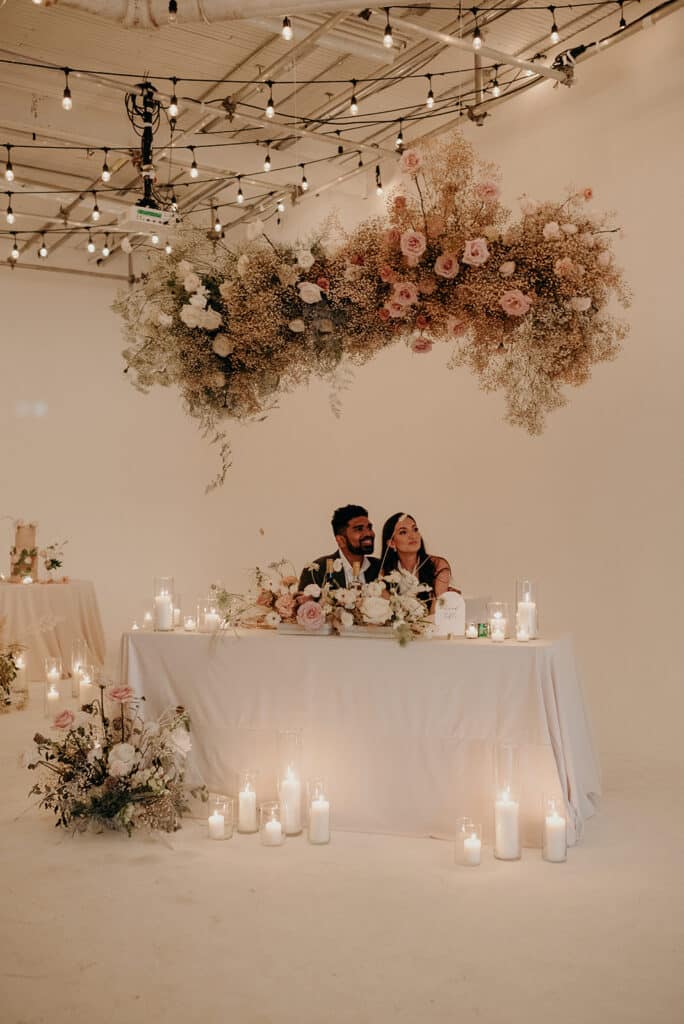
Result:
[0, 580, 105, 679]
[121, 630, 600, 846]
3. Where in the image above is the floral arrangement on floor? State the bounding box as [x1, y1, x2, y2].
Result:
[0, 616, 26, 712]
[228, 559, 431, 645]
[115, 130, 629, 487]
[27, 685, 199, 834]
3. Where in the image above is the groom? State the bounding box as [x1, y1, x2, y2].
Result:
[298, 504, 381, 590]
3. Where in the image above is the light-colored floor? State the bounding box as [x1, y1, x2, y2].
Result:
[1, 690, 682, 1024]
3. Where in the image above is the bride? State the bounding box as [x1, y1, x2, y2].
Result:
[378, 513, 456, 605]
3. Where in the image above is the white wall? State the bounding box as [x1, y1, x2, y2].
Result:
[1, 18, 682, 766]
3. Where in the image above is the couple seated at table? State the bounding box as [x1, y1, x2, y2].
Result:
[298, 504, 455, 602]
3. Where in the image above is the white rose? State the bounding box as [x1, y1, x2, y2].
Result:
[365, 581, 384, 598]
[298, 281, 323, 304]
[183, 272, 202, 293]
[289, 319, 306, 333]
[237, 254, 250, 277]
[180, 303, 205, 329]
[332, 559, 343, 572]
[520, 197, 539, 216]
[296, 249, 315, 270]
[561, 223, 578, 235]
[107, 742, 138, 778]
[303, 583, 321, 598]
[212, 333, 234, 357]
[339, 610, 354, 629]
[158, 311, 173, 327]
[265, 611, 281, 626]
[189, 291, 208, 309]
[499, 261, 516, 277]
[201, 307, 222, 331]
[169, 727, 192, 757]
[361, 596, 392, 625]
[568, 296, 592, 312]
[542, 221, 561, 240]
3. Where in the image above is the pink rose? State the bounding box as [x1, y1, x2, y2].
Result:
[296, 600, 325, 632]
[385, 300, 407, 319]
[108, 686, 135, 703]
[53, 709, 76, 730]
[350, 253, 365, 266]
[379, 264, 396, 283]
[411, 336, 433, 354]
[256, 589, 273, 607]
[447, 315, 469, 337]
[554, 257, 575, 277]
[378, 307, 390, 322]
[392, 280, 419, 306]
[399, 149, 422, 175]
[394, 195, 407, 210]
[400, 230, 427, 260]
[476, 181, 500, 201]
[275, 593, 296, 619]
[316, 276, 330, 292]
[383, 227, 401, 247]
[462, 238, 490, 266]
[434, 253, 459, 279]
[500, 289, 533, 317]
[582, 187, 593, 200]
[415, 315, 429, 329]
[499, 261, 516, 277]
[426, 215, 445, 239]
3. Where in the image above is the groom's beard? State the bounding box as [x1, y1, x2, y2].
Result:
[347, 538, 374, 557]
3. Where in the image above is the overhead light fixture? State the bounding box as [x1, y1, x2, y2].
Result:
[189, 146, 199, 178]
[62, 68, 72, 111]
[38, 234, 48, 259]
[151, 232, 160, 245]
[619, 2, 626, 28]
[350, 80, 359, 116]
[383, 8, 393, 49]
[10, 234, 19, 261]
[168, 0, 178, 23]
[91, 193, 101, 221]
[426, 74, 435, 109]
[165, 240, 173, 255]
[264, 143, 272, 172]
[281, 16, 293, 41]
[86, 232, 96, 253]
[277, 199, 285, 213]
[395, 120, 404, 149]
[101, 236, 110, 258]
[6, 193, 14, 224]
[472, 25, 482, 51]
[300, 164, 308, 191]
[266, 82, 275, 119]
[549, 6, 560, 43]
[5, 146, 14, 183]
[169, 78, 179, 118]
[101, 148, 111, 183]
[236, 177, 244, 204]
[213, 207, 222, 233]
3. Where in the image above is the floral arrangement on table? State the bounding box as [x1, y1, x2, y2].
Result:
[227, 559, 431, 645]
[26, 684, 200, 834]
[10, 544, 37, 580]
[39, 539, 68, 578]
[116, 130, 629, 487]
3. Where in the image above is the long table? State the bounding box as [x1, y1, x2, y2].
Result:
[121, 630, 600, 846]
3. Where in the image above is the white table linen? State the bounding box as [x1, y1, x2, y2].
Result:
[121, 630, 600, 846]
[0, 580, 105, 679]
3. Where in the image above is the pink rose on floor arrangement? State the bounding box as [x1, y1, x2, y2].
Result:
[116, 130, 630, 487]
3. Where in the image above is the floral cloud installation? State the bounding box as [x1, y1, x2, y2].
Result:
[116, 131, 629, 487]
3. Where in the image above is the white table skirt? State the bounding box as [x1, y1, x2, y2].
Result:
[121, 630, 600, 846]
[0, 580, 105, 679]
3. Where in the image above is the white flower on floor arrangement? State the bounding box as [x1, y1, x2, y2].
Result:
[213, 560, 432, 645]
[26, 685, 204, 834]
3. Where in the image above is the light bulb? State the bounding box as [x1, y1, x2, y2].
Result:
[87, 235, 95, 253]
[214, 216, 222, 233]
[101, 241, 110, 258]
[266, 94, 275, 119]
[101, 152, 111, 183]
[190, 157, 198, 178]
[395, 127, 404, 149]
[237, 185, 244, 204]
[472, 26, 482, 50]
[277, 199, 285, 213]
[168, 0, 177, 22]
[11, 239, 19, 260]
[376, 183, 383, 196]
[62, 87, 72, 111]
[5, 164, 14, 183]
[151, 233, 159, 245]
[169, 95, 179, 118]
[525, 67, 534, 78]
[39, 237, 48, 258]
[300, 167, 308, 191]
[264, 151, 271, 172]
[91, 203, 100, 222]
[383, 19, 393, 49]
[550, 23, 559, 43]
[6, 204, 14, 225]
[426, 89, 434, 109]
[492, 80, 500, 98]
[165, 241, 172, 254]
[281, 16, 293, 40]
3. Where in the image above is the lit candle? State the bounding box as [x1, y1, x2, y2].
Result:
[183, 616, 196, 632]
[79, 671, 95, 704]
[490, 612, 506, 642]
[46, 684, 59, 703]
[466, 623, 478, 639]
[516, 596, 537, 637]
[22, 576, 33, 585]
[543, 811, 567, 863]
[279, 768, 302, 834]
[238, 785, 257, 832]
[143, 611, 153, 630]
[203, 611, 220, 631]
[154, 592, 173, 631]
[208, 811, 225, 840]
[46, 666, 60, 683]
[131, 621, 140, 631]
[262, 819, 283, 846]
[309, 795, 331, 844]
[173, 607, 181, 627]
[494, 789, 520, 859]
[491, 626, 506, 642]
[516, 627, 530, 642]
[463, 831, 482, 866]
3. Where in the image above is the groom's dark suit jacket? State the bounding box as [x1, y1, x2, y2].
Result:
[298, 551, 381, 591]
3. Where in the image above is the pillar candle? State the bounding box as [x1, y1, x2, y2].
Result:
[262, 819, 283, 846]
[154, 593, 173, 631]
[173, 607, 181, 627]
[184, 616, 196, 632]
[543, 812, 567, 862]
[491, 627, 506, 643]
[516, 600, 537, 637]
[203, 611, 220, 631]
[79, 674, 96, 704]
[463, 834, 482, 866]
[516, 627, 530, 642]
[208, 811, 225, 840]
[494, 792, 520, 859]
[238, 787, 257, 832]
[279, 771, 302, 834]
[309, 796, 331, 844]
[46, 667, 60, 683]
[143, 612, 153, 630]
[466, 623, 478, 639]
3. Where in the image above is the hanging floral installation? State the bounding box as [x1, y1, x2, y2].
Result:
[115, 131, 629, 488]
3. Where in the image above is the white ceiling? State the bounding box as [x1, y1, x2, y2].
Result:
[0, 0, 678, 274]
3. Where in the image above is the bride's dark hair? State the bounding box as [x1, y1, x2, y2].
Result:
[379, 513, 436, 594]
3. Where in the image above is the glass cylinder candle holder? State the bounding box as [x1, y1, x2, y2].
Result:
[78, 663, 97, 705]
[207, 793, 234, 841]
[142, 610, 154, 631]
[44, 677, 63, 718]
[308, 778, 331, 845]
[260, 801, 285, 846]
[44, 656, 62, 684]
[70, 638, 90, 698]
[515, 579, 539, 639]
[455, 818, 482, 866]
[12, 651, 28, 694]
[465, 622, 478, 639]
[173, 594, 182, 628]
[494, 744, 521, 860]
[278, 729, 303, 835]
[542, 796, 567, 863]
[487, 602, 508, 642]
[237, 770, 259, 833]
[183, 615, 196, 632]
[197, 596, 221, 634]
[153, 577, 174, 631]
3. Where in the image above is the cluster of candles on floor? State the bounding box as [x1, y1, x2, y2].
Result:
[130, 577, 220, 634]
[42, 638, 97, 714]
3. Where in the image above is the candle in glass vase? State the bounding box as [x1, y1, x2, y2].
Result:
[173, 606, 182, 627]
[184, 616, 196, 632]
[516, 580, 538, 638]
[238, 785, 257, 833]
[46, 666, 60, 684]
[79, 668, 95, 704]
[154, 593, 173, 631]
[208, 811, 225, 840]
[263, 819, 283, 846]
[279, 768, 302, 834]
[203, 611, 220, 631]
[494, 789, 520, 860]
[309, 794, 330, 845]
[516, 627, 530, 642]
[543, 809, 567, 863]
[463, 831, 482, 866]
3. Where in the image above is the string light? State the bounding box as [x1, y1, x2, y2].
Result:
[5, 193, 14, 225]
[358, 156, 363, 169]
[62, 69, 72, 111]
[281, 16, 293, 41]
[86, 232, 95, 253]
[91, 193, 100, 221]
[266, 82, 275, 119]
[165, 240, 173, 254]
[548, 7, 560, 42]
[171, 191, 178, 213]
[263, 143, 271, 172]
[10, 234, 19, 261]
[383, 9, 393, 49]
[300, 164, 309, 191]
[350, 80, 359, 116]
[101, 148, 111, 183]
[491, 65, 501, 97]
[236, 176, 244, 204]
[472, 22, 483, 51]
[101, 235, 110, 258]
[5, 146, 14, 183]
[168, 0, 178, 23]
[213, 207, 222, 233]
[151, 232, 159, 245]
[38, 234, 48, 259]
[189, 146, 198, 178]
[375, 165, 383, 196]
[168, 78, 179, 118]
[619, 2, 626, 28]
[276, 198, 285, 213]
[426, 74, 435, 109]
[395, 120, 404, 149]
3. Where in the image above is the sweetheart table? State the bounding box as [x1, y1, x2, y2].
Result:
[121, 630, 600, 847]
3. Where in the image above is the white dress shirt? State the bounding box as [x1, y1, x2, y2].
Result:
[339, 552, 371, 586]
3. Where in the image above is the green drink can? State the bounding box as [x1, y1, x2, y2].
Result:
[477, 622, 489, 638]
